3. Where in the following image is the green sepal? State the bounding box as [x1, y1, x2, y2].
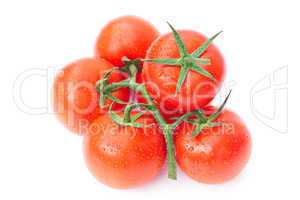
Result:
[176, 62, 189, 93]
[208, 122, 223, 128]
[191, 31, 223, 58]
[171, 110, 207, 129]
[190, 61, 216, 82]
[167, 22, 188, 57]
[171, 111, 197, 128]
[193, 57, 211, 65]
[143, 58, 180, 66]
[208, 90, 232, 122]
[194, 110, 207, 123]
[191, 90, 232, 137]
[191, 123, 207, 137]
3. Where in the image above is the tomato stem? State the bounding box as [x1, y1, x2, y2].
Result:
[138, 84, 177, 179]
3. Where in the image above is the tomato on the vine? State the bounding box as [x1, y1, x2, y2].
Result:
[83, 112, 166, 188]
[174, 107, 251, 184]
[52, 58, 129, 134]
[142, 30, 225, 116]
[95, 15, 159, 67]
[52, 15, 252, 187]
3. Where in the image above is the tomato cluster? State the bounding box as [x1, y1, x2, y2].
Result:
[52, 15, 251, 189]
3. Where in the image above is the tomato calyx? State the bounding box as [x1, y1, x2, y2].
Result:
[143, 22, 222, 94]
[108, 103, 152, 128]
[172, 90, 232, 137]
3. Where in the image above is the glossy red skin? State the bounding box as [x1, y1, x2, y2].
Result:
[142, 30, 225, 117]
[52, 58, 129, 134]
[174, 107, 251, 184]
[83, 113, 166, 189]
[95, 15, 159, 67]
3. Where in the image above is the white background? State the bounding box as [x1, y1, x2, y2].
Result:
[0, 0, 298, 199]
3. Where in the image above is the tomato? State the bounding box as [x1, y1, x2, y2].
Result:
[95, 15, 159, 67]
[142, 30, 225, 117]
[52, 58, 129, 134]
[83, 112, 166, 189]
[174, 107, 251, 184]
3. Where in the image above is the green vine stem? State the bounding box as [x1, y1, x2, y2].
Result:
[137, 80, 177, 179]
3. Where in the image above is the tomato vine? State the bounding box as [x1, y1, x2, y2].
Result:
[95, 23, 230, 180]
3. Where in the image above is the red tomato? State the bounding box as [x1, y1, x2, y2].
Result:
[52, 58, 129, 134]
[142, 30, 225, 116]
[83, 112, 166, 189]
[95, 15, 159, 67]
[174, 107, 251, 184]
